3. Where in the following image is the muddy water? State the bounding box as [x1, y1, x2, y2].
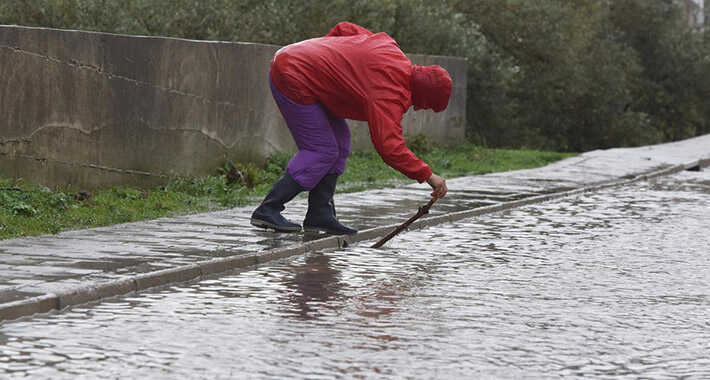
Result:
[1, 170, 710, 379]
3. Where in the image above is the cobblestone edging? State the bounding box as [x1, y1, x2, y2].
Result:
[1, 158, 707, 323]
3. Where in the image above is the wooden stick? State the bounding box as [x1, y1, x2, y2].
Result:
[371, 197, 438, 248]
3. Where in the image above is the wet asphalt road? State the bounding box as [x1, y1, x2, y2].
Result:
[1, 170, 709, 379]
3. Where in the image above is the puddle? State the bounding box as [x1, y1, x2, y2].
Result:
[1, 171, 709, 378]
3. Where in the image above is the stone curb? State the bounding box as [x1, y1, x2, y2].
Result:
[1, 159, 706, 324]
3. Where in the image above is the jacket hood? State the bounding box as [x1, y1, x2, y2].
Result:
[411, 65, 452, 112]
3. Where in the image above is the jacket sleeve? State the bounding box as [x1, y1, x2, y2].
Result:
[366, 101, 433, 183]
[326, 22, 374, 37]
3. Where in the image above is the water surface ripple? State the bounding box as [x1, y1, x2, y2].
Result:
[1, 171, 709, 379]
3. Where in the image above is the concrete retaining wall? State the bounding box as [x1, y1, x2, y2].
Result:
[0, 25, 467, 189]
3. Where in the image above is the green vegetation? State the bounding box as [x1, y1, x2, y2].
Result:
[0, 143, 574, 239]
[1, 0, 708, 152]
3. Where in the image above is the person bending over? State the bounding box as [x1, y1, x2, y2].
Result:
[251, 21, 451, 235]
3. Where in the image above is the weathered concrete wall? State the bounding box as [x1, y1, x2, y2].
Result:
[0, 25, 467, 189]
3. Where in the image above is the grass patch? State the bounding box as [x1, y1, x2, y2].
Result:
[0, 142, 574, 239]
[339, 143, 575, 191]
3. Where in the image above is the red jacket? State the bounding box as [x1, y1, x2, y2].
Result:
[270, 22, 433, 183]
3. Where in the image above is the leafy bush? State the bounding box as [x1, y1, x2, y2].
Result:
[1, 0, 708, 152]
[609, 0, 710, 142]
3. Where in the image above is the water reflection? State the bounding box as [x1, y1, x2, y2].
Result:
[281, 253, 343, 320]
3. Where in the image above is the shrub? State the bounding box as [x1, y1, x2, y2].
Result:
[609, 0, 709, 142]
[1, 0, 708, 152]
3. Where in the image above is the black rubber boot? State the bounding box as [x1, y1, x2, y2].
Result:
[250, 173, 304, 232]
[303, 174, 357, 235]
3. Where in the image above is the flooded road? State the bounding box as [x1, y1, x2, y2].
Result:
[1, 170, 709, 379]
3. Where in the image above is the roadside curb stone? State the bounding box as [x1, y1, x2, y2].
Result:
[57, 278, 136, 310]
[134, 265, 202, 292]
[0, 295, 58, 322]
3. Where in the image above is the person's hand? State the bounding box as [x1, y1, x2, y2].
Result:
[426, 173, 448, 199]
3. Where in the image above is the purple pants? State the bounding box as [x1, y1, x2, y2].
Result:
[269, 75, 350, 190]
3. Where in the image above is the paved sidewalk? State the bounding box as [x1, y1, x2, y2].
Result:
[1, 134, 709, 321]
